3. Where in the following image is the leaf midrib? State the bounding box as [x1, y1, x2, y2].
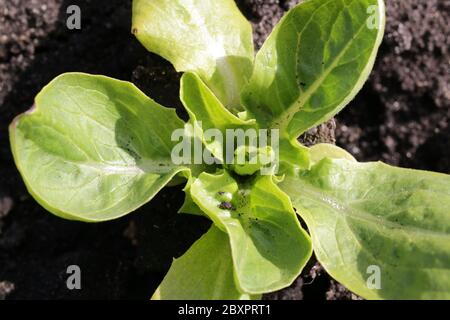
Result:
[27, 143, 177, 176]
[271, 16, 368, 133]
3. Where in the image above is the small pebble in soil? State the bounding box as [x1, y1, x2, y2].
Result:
[0, 196, 13, 219]
[0, 281, 15, 300]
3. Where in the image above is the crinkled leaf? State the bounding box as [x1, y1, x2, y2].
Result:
[190, 171, 312, 294]
[280, 158, 450, 299]
[179, 173, 205, 216]
[181, 72, 254, 130]
[279, 138, 311, 175]
[10, 73, 188, 222]
[152, 225, 258, 300]
[180, 72, 255, 163]
[132, 0, 254, 110]
[242, 0, 385, 138]
[180, 72, 309, 175]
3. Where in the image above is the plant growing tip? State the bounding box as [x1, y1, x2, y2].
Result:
[8, 0, 450, 300]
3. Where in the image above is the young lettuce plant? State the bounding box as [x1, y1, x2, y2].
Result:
[9, 0, 450, 300]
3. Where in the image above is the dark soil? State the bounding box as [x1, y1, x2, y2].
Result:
[336, 0, 450, 173]
[0, 0, 448, 300]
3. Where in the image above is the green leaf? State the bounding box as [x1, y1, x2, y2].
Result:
[242, 0, 385, 138]
[10, 73, 188, 222]
[181, 72, 255, 130]
[280, 158, 450, 299]
[190, 170, 312, 294]
[309, 143, 356, 164]
[132, 0, 254, 110]
[152, 225, 258, 300]
[180, 72, 308, 176]
[180, 72, 255, 163]
[279, 138, 311, 176]
[179, 172, 206, 216]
